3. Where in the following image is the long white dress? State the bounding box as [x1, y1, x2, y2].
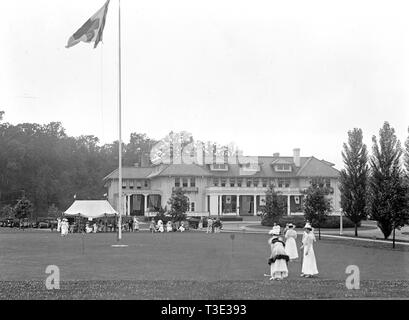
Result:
[269, 237, 289, 280]
[301, 232, 318, 276]
[284, 229, 299, 260]
[166, 222, 173, 232]
[61, 221, 68, 236]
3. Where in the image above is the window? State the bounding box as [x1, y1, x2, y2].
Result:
[122, 180, 127, 189]
[182, 177, 188, 187]
[246, 179, 252, 187]
[136, 181, 142, 190]
[275, 164, 292, 172]
[190, 177, 196, 187]
[211, 163, 228, 171]
[144, 180, 149, 188]
[310, 177, 330, 188]
[190, 202, 195, 212]
[175, 178, 180, 187]
[221, 178, 226, 187]
[213, 178, 219, 186]
[262, 179, 268, 187]
[254, 178, 259, 187]
[237, 178, 242, 187]
[230, 178, 235, 187]
[129, 180, 134, 189]
[278, 179, 290, 188]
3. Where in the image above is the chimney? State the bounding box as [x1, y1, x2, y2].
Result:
[273, 152, 280, 158]
[293, 148, 300, 167]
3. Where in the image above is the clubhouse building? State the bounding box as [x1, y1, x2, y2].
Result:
[103, 148, 341, 217]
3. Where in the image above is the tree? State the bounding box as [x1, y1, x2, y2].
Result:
[302, 184, 332, 240]
[167, 187, 189, 222]
[47, 204, 61, 218]
[339, 128, 369, 236]
[404, 126, 409, 176]
[14, 197, 33, 221]
[367, 122, 409, 247]
[261, 184, 286, 225]
[0, 204, 15, 219]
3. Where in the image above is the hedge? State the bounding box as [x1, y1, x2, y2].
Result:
[261, 215, 360, 229]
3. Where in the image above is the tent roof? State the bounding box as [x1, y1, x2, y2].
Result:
[64, 200, 118, 218]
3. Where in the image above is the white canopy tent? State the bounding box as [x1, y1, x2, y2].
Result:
[64, 200, 118, 219]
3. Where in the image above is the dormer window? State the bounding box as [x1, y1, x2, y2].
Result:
[210, 163, 228, 171]
[275, 164, 292, 172]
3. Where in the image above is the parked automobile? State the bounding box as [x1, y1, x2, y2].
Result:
[186, 216, 208, 229]
[37, 219, 50, 229]
[20, 218, 30, 229]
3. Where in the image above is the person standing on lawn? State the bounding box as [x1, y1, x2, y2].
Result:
[284, 223, 298, 260]
[268, 229, 289, 281]
[300, 223, 318, 277]
[198, 216, 203, 230]
[133, 216, 139, 232]
[149, 219, 156, 233]
[207, 217, 213, 233]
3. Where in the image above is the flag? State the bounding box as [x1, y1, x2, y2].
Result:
[66, 0, 110, 49]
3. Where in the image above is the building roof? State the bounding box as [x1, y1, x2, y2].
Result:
[103, 155, 339, 180]
[103, 167, 153, 180]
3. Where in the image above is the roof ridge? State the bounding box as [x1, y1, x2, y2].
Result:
[296, 156, 313, 176]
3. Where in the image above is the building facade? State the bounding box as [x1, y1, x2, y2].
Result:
[103, 148, 341, 217]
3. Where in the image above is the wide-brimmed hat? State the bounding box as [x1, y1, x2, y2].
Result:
[288, 223, 294, 228]
[63, 218, 68, 221]
[304, 222, 312, 230]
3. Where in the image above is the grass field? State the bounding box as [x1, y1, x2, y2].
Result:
[0, 228, 408, 299]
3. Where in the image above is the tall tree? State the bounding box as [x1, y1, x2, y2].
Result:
[404, 126, 409, 176]
[14, 196, 33, 221]
[167, 187, 189, 222]
[339, 128, 369, 236]
[367, 122, 409, 247]
[261, 184, 286, 226]
[303, 184, 332, 240]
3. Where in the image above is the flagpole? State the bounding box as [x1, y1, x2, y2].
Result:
[117, 0, 122, 241]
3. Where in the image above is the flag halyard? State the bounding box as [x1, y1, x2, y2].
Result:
[66, 0, 110, 49]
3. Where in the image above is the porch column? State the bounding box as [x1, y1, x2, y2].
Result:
[236, 195, 240, 216]
[144, 194, 148, 216]
[287, 195, 291, 216]
[218, 195, 222, 216]
[253, 195, 257, 216]
[127, 195, 130, 216]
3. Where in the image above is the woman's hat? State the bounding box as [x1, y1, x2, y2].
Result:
[304, 222, 312, 230]
[288, 223, 294, 228]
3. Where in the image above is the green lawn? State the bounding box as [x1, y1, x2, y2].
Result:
[0, 228, 408, 299]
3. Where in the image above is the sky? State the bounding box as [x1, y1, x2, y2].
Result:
[1, 0, 409, 169]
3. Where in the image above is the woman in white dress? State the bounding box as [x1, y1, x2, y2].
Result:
[284, 223, 298, 260]
[157, 220, 164, 233]
[61, 218, 69, 236]
[133, 217, 139, 232]
[166, 221, 173, 232]
[300, 223, 318, 277]
[178, 222, 185, 232]
[57, 218, 61, 232]
[268, 230, 289, 281]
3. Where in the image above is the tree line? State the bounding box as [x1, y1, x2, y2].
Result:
[0, 111, 156, 218]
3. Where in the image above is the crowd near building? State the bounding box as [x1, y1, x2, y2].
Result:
[103, 148, 341, 217]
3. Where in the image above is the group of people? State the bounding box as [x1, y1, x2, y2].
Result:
[204, 217, 223, 233]
[149, 219, 186, 233]
[267, 222, 318, 281]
